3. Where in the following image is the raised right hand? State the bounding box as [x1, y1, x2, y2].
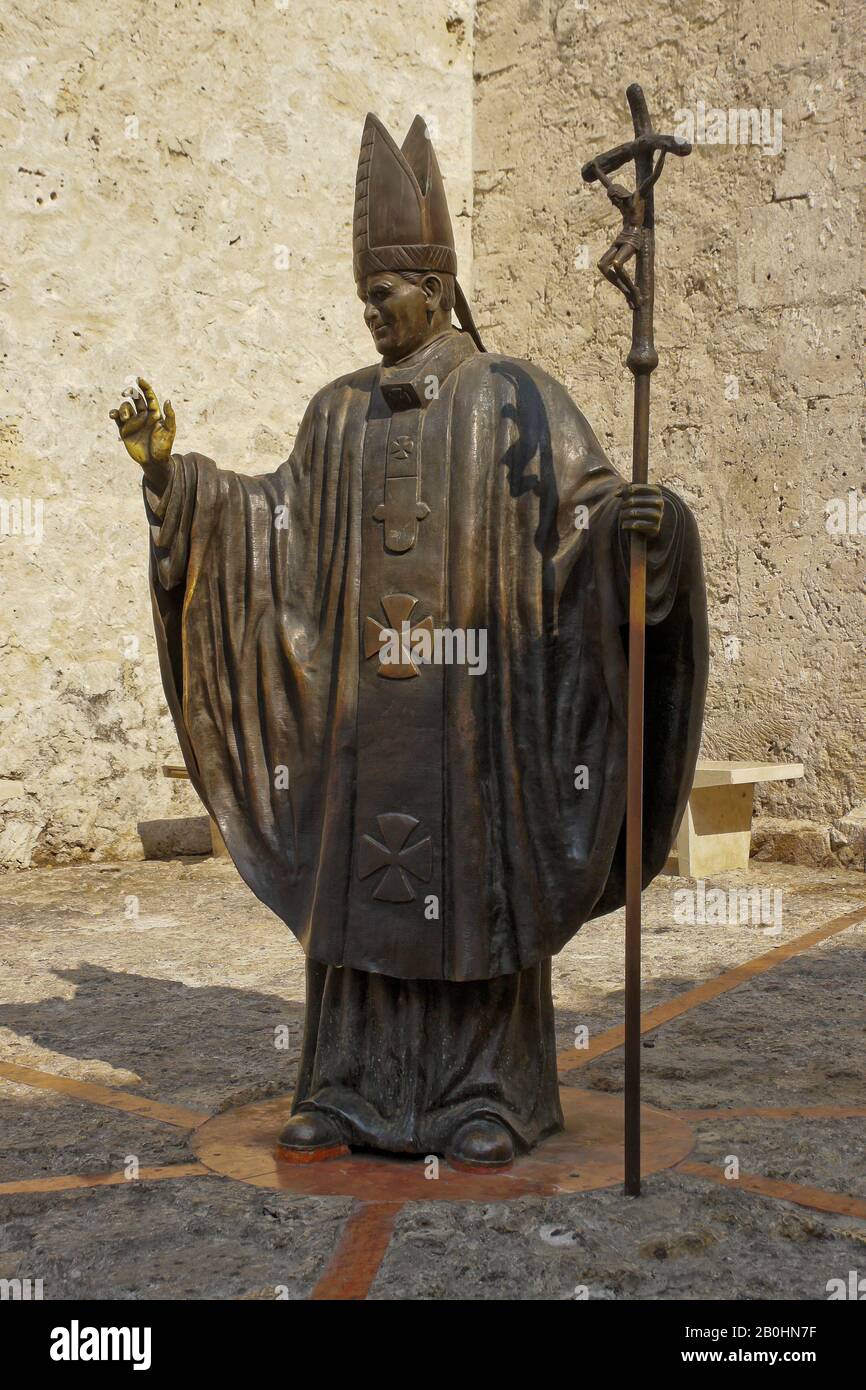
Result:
[110, 377, 176, 491]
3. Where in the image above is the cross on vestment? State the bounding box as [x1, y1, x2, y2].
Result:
[372, 422, 431, 553]
[357, 812, 434, 903]
[363, 592, 435, 679]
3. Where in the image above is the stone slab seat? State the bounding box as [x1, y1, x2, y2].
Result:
[662, 760, 805, 878]
[161, 764, 230, 858]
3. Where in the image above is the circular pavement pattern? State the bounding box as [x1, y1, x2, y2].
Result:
[192, 1088, 695, 1202]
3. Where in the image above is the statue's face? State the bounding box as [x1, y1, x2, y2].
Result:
[359, 272, 437, 363]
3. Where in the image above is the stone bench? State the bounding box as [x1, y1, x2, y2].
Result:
[162, 764, 230, 858]
[663, 760, 805, 877]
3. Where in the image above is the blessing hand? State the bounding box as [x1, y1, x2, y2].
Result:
[109, 377, 175, 494]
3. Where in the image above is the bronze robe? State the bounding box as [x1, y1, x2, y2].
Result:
[146, 328, 707, 1151]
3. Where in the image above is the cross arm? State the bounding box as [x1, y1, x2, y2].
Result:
[581, 133, 690, 185]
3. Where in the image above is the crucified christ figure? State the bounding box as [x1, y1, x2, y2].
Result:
[592, 149, 666, 310]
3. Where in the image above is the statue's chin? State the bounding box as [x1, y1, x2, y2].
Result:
[381, 332, 436, 366]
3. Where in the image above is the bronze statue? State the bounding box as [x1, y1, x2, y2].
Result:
[111, 111, 708, 1172]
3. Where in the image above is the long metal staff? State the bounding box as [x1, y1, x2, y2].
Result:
[582, 85, 691, 1196]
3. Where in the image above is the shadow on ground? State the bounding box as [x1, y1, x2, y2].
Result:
[0, 964, 305, 1110]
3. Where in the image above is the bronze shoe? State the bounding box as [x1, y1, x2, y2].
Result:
[276, 1110, 349, 1163]
[446, 1118, 515, 1171]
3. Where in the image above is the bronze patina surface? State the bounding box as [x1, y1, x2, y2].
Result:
[111, 106, 708, 1169]
[583, 84, 693, 1193]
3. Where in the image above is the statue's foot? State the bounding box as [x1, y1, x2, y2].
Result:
[275, 1110, 349, 1164]
[446, 1118, 515, 1172]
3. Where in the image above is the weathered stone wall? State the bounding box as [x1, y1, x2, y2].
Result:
[0, 0, 474, 865]
[473, 0, 863, 843]
[2, 0, 861, 868]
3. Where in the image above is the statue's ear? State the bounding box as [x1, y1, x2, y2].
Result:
[421, 274, 445, 312]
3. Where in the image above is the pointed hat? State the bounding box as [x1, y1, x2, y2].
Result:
[353, 113, 486, 351]
[353, 113, 456, 282]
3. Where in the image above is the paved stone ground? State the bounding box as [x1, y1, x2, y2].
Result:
[0, 857, 864, 1300]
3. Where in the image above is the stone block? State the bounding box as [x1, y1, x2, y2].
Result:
[750, 817, 834, 867]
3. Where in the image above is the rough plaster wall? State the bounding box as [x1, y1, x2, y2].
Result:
[0, 0, 474, 866]
[473, 0, 864, 825]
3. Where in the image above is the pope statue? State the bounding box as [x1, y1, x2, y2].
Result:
[111, 114, 708, 1170]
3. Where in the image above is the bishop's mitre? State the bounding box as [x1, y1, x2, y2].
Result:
[353, 112, 485, 350]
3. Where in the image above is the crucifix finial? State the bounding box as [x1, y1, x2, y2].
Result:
[581, 86, 691, 342]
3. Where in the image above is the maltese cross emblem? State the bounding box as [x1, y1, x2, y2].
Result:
[363, 593, 434, 679]
[358, 813, 433, 903]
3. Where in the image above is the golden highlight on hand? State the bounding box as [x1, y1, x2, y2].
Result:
[109, 376, 175, 493]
